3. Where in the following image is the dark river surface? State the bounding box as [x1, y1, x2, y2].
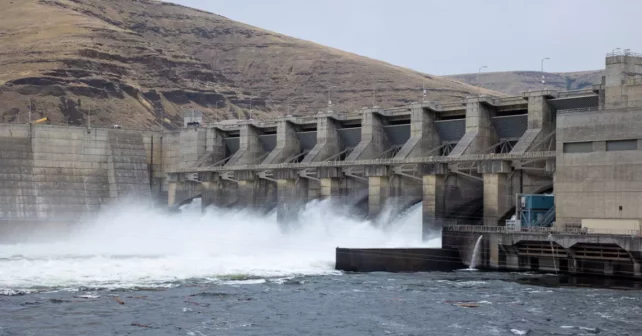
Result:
[1, 271, 641, 336]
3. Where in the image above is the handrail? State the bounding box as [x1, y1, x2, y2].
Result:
[558, 99, 642, 115]
[606, 51, 642, 57]
[444, 225, 642, 237]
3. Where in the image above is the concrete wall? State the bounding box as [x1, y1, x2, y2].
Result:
[556, 108, 642, 227]
[0, 124, 177, 224]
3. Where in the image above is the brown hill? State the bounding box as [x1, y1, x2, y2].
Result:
[447, 70, 603, 96]
[0, 0, 501, 129]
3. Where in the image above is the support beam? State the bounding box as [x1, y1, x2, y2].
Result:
[449, 97, 497, 157]
[201, 175, 238, 210]
[302, 116, 340, 163]
[168, 180, 177, 206]
[320, 178, 340, 199]
[276, 178, 309, 226]
[346, 109, 389, 161]
[263, 120, 301, 164]
[236, 171, 276, 211]
[395, 104, 440, 159]
[512, 92, 555, 154]
[483, 173, 512, 226]
[226, 124, 264, 166]
[422, 173, 446, 240]
[368, 176, 389, 218]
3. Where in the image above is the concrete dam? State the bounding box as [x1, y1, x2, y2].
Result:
[2, 51, 642, 278]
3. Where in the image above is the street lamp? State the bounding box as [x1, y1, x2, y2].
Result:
[477, 66, 487, 97]
[249, 96, 258, 120]
[372, 80, 383, 107]
[327, 85, 338, 111]
[541, 57, 550, 88]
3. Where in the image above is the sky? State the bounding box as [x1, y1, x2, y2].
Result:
[170, 0, 642, 76]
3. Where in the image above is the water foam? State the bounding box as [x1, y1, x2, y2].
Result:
[0, 198, 439, 291]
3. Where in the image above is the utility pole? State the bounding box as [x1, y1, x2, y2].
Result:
[541, 57, 550, 90]
[477, 66, 487, 97]
[249, 96, 257, 120]
[372, 80, 382, 107]
[27, 98, 32, 124]
[327, 85, 337, 111]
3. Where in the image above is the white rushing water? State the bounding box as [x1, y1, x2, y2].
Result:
[0, 198, 439, 291]
[468, 235, 484, 270]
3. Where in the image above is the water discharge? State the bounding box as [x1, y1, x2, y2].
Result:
[468, 235, 484, 270]
[0, 198, 439, 292]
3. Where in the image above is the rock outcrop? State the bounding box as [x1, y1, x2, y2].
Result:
[0, 0, 501, 128]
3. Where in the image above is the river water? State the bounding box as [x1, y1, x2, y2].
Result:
[0, 199, 640, 335]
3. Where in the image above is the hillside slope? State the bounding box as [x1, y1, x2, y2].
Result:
[0, 0, 501, 128]
[447, 70, 603, 96]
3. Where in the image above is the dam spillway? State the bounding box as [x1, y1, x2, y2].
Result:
[1, 52, 642, 278]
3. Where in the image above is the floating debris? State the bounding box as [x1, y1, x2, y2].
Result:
[131, 323, 152, 328]
[74, 295, 100, 299]
[113, 297, 125, 305]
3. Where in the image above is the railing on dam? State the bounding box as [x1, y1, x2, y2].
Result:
[445, 225, 642, 237]
[169, 151, 556, 173]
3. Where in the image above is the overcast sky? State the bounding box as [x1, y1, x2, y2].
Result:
[170, 0, 642, 76]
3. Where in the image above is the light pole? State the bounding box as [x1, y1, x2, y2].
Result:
[372, 80, 382, 107]
[27, 98, 33, 124]
[541, 57, 550, 89]
[249, 96, 257, 120]
[477, 66, 487, 97]
[327, 85, 338, 111]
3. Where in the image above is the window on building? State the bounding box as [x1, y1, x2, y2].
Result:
[563, 142, 593, 153]
[606, 139, 638, 151]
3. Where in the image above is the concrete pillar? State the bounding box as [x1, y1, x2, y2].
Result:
[168, 180, 177, 206]
[449, 97, 497, 157]
[479, 160, 513, 226]
[633, 262, 641, 277]
[302, 116, 340, 163]
[489, 237, 500, 269]
[201, 174, 238, 210]
[512, 92, 555, 154]
[205, 127, 227, 164]
[346, 109, 389, 161]
[320, 178, 340, 198]
[226, 124, 263, 165]
[506, 253, 520, 271]
[422, 164, 448, 239]
[365, 165, 390, 217]
[604, 261, 614, 276]
[604, 54, 642, 108]
[178, 128, 206, 170]
[368, 176, 389, 218]
[307, 180, 321, 202]
[395, 104, 440, 159]
[262, 120, 301, 164]
[482, 173, 512, 226]
[276, 178, 309, 226]
[235, 170, 275, 210]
